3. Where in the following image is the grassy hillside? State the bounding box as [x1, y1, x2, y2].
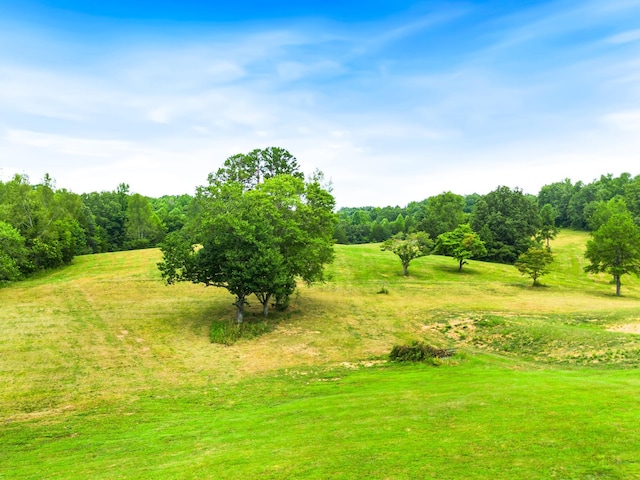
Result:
[3, 230, 640, 478]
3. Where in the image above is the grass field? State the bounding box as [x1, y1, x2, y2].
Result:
[3, 230, 640, 478]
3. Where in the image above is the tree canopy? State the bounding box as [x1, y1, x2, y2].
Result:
[537, 203, 558, 251]
[381, 232, 433, 276]
[210, 147, 304, 190]
[515, 247, 554, 286]
[470, 186, 539, 264]
[435, 224, 486, 271]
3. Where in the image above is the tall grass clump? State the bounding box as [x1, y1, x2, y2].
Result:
[389, 340, 454, 363]
[210, 319, 274, 345]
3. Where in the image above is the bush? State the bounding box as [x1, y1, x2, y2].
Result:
[389, 341, 454, 363]
[210, 320, 273, 345]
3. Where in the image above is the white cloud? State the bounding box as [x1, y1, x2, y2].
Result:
[148, 107, 172, 124]
[602, 110, 640, 130]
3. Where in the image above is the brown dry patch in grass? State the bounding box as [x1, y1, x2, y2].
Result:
[607, 323, 640, 334]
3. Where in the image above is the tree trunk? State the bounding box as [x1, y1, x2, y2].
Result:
[261, 293, 271, 317]
[234, 295, 245, 324]
[458, 259, 464, 271]
[402, 263, 409, 276]
[615, 275, 621, 297]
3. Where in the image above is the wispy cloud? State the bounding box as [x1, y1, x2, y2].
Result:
[7, 130, 130, 157]
[607, 29, 640, 44]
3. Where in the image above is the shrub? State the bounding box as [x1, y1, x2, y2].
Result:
[389, 341, 454, 363]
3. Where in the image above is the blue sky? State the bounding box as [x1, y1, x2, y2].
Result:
[1, 0, 640, 207]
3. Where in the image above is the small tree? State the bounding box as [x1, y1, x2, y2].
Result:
[515, 247, 554, 286]
[435, 224, 486, 271]
[584, 212, 640, 296]
[381, 232, 433, 276]
[537, 203, 558, 251]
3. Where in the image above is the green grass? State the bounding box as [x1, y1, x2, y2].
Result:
[3, 230, 640, 478]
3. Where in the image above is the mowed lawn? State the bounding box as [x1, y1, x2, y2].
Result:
[2, 230, 640, 479]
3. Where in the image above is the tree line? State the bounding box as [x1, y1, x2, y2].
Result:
[337, 173, 640, 262]
[3, 162, 640, 297]
[0, 173, 192, 283]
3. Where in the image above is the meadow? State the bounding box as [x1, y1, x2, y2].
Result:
[2, 230, 640, 479]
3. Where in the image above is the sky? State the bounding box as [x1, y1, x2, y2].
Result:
[1, 0, 640, 208]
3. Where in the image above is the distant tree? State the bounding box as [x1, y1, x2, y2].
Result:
[370, 218, 392, 242]
[537, 203, 559, 250]
[463, 193, 481, 214]
[333, 221, 348, 244]
[566, 181, 604, 230]
[391, 213, 406, 235]
[584, 197, 628, 232]
[470, 186, 539, 264]
[538, 178, 574, 228]
[125, 193, 165, 249]
[418, 192, 466, 239]
[623, 174, 640, 224]
[515, 247, 554, 286]
[381, 232, 433, 276]
[343, 209, 373, 244]
[435, 224, 487, 271]
[584, 212, 640, 296]
[151, 194, 193, 234]
[82, 189, 128, 251]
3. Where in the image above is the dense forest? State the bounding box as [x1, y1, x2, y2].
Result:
[2, 165, 640, 285]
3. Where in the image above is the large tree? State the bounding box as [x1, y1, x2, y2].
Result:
[470, 186, 539, 264]
[584, 212, 640, 296]
[381, 232, 433, 276]
[435, 224, 486, 271]
[159, 151, 335, 323]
